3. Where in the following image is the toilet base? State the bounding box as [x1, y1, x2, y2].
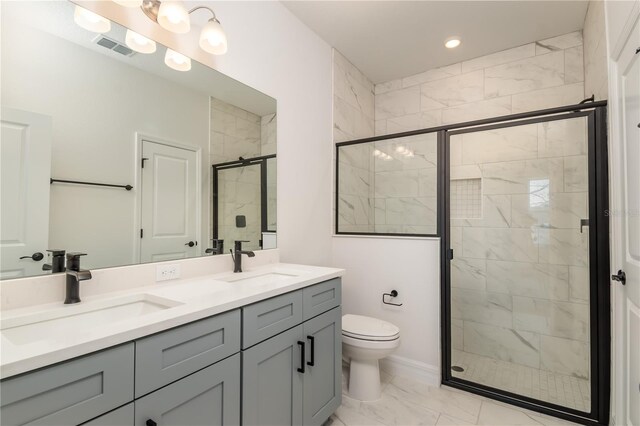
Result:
[347, 358, 382, 401]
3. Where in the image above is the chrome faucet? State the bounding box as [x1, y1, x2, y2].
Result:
[65, 253, 92, 304]
[230, 240, 255, 273]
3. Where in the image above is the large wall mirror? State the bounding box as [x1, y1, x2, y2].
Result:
[0, 1, 277, 279]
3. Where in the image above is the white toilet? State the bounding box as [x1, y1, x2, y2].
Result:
[342, 314, 400, 401]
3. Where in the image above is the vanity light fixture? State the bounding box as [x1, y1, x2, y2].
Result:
[74, 5, 111, 33]
[139, 1, 228, 54]
[445, 37, 461, 49]
[125, 29, 157, 53]
[164, 48, 191, 71]
[156, 1, 191, 33]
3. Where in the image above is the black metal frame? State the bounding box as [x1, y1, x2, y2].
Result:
[335, 100, 610, 425]
[211, 154, 276, 247]
[440, 104, 610, 426]
[335, 131, 443, 237]
[50, 178, 132, 191]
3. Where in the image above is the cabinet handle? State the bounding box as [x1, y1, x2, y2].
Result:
[146, 420, 157, 426]
[297, 341, 305, 373]
[307, 336, 315, 366]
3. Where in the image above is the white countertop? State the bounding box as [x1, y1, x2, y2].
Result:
[0, 262, 344, 379]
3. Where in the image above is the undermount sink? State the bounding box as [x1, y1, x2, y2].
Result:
[220, 272, 299, 286]
[1, 294, 182, 346]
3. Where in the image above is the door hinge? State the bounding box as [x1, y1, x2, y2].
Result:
[140, 229, 144, 238]
[141, 157, 149, 168]
[448, 249, 454, 260]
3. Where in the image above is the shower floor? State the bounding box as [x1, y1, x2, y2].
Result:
[451, 349, 591, 413]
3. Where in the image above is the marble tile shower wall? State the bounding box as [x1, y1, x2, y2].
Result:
[374, 31, 586, 135]
[333, 49, 376, 232]
[449, 116, 591, 381]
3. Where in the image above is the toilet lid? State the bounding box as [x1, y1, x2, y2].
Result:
[342, 314, 400, 341]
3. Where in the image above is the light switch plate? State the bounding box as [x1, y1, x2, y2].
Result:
[156, 263, 181, 281]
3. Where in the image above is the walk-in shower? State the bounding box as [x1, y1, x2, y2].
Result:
[212, 154, 276, 252]
[335, 101, 610, 425]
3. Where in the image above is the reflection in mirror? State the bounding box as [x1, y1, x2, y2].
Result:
[0, 1, 276, 279]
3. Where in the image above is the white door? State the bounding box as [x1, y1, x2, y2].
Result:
[613, 18, 640, 426]
[140, 140, 198, 263]
[0, 108, 52, 278]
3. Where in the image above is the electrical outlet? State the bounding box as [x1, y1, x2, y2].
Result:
[156, 264, 181, 282]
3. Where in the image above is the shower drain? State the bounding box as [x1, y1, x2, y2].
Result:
[451, 365, 465, 372]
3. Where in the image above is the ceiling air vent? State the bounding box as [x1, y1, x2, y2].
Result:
[93, 35, 135, 57]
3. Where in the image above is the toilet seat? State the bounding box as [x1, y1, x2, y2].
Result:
[342, 314, 400, 341]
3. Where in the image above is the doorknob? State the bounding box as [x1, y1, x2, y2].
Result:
[184, 241, 196, 247]
[19, 252, 44, 261]
[612, 270, 626, 285]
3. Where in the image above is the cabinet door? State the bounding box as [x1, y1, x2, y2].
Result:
[242, 325, 304, 426]
[0, 343, 134, 426]
[135, 354, 240, 426]
[302, 307, 342, 426]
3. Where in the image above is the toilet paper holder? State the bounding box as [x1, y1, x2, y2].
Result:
[382, 290, 403, 306]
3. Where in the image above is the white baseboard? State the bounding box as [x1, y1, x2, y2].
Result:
[379, 355, 440, 386]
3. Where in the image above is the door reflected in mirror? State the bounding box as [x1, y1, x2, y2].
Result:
[0, 1, 277, 279]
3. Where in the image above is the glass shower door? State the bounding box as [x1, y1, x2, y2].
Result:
[447, 114, 593, 413]
[215, 163, 262, 252]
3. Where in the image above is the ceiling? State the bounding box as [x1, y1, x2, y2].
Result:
[282, 1, 589, 84]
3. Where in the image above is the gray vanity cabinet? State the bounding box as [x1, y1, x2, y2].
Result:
[135, 353, 241, 426]
[242, 325, 304, 426]
[0, 343, 134, 426]
[302, 307, 342, 426]
[242, 279, 342, 426]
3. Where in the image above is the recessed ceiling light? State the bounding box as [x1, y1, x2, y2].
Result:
[445, 37, 461, 49]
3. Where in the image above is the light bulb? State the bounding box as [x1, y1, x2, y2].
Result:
[157, 2, 190, 34]
[445, 37, 461, 49]
[199, 19, 227, 55]
[125, 30, 156, 54]
[164, 48, 191, 71]
[74, 5, 111, 33]
[113, 0, 142, 7]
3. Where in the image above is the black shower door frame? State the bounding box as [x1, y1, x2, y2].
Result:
[440, 104, 610, 426]
[212, 154, 277, 248]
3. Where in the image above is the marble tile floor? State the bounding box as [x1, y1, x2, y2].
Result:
[329, 364, 582, 426]
[451, 350, 591, 413]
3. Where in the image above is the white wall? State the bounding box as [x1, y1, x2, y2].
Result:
[332, 237, 441, 378]
[1, 17, 210, 269]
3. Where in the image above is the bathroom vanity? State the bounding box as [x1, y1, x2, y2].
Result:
[0, 263, 343, 426]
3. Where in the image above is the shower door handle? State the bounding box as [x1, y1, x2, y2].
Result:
[580, 219, 589, 233]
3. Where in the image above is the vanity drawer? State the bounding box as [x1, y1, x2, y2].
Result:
[135, 309, 241, 398]
[242, 290, 303, 348]
[0, 343, 134, 426]
[303, 278, 342, 321]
